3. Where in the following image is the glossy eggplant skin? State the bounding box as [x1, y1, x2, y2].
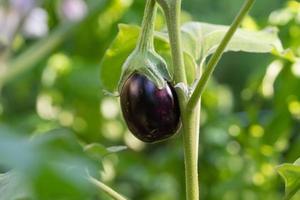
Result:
[120, 73, 180, 143]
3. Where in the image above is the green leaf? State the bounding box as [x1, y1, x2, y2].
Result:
[99, 24, 198, 92]
[277, 158, 300, 200]
[0, 126, 98, 199]
[99, 24, 139, 93]
[180, 22, 283, 61]
[100, 22, 283, 92]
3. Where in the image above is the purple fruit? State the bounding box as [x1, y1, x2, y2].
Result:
[120, 73, 181, 143]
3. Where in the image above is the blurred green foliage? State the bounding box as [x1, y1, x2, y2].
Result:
[0, 0, 300, 199]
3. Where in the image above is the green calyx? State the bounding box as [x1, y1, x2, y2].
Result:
[118, 49, 171, 92]
[117, 0, 171, 93]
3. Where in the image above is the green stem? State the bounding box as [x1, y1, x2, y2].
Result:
[136, 0, 157, 52]
[161, 0, 187, 85]
[88, 176, 127, 200]
[157, 0, 197, 199]
[187, 0, 256, 110]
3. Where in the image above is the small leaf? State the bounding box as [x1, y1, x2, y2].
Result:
[277, 158, 300, 200]
[107, 145, 128, 153]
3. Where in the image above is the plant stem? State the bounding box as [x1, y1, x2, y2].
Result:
[187, 0, 256, 110]
[162, 0, 187, 85]
[157, 0, 198, 199]
[88, 176, 127, 200]
[136, 0, 157, 52]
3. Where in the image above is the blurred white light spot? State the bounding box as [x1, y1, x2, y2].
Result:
[252, 172, 265, 186]
[124, 130, 145, 151]
[269, 9, 293, 25]
[48, 53, 71, 74]
[101, 97, 119, 119]
[72, 117, 87, 132]
[275, 138, 288, 152]
[36, 94, 59, 120]
[292, 61, 300, 78]
[58, 111, 74, 127]
[261, 163, 275, 177]
[102, 121, 123, 141]
[101, 157, 115, 182]
[60, 0, 87, 21]
[228, 124, 241, 137]
[23, 8, 48, 38]
[262, 60, 283, 98]
[42, 53, 71, 87]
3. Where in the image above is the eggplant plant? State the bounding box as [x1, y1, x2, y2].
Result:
[100, 0, 284, 199]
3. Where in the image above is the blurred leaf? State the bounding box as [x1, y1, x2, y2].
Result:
[0, 171, 32, 200]
[0, 126, 98, 199]
[84, 143, 127, 161]
[107, 145, 128, 153]
[277, 158, 300, 200]
[0, 1, 107, 87]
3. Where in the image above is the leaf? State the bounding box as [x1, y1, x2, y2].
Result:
[99, 24, 139, 93]
[100, 22, 283, 92]
[0, 126, 98, 199]
[0, 171, 32, 200]
[99, 24, 198, 92]
[107, 145, 128, 153]
[277, 158, 300, 200]
[180, 22, 283, 61]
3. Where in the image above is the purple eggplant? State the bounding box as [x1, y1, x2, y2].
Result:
[120, 73, 180, 143]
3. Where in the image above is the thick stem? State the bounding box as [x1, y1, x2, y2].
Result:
[158, 0, 198, 199]
[136, 0, 157, 52]
[181, 103, 200, 200]
[188, 0, 256, 110]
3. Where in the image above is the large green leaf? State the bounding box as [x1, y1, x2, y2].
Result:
[0, 127, 98, 200]
[277, 158, 300, 200]
[180, 22, 283, 61]
[99, 22, 282, 93]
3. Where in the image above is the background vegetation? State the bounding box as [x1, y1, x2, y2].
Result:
[0, 0, 299, 199]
